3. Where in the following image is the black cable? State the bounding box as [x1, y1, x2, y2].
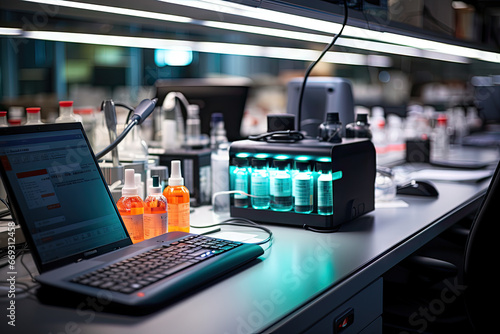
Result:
[95, 119, 138, 160]
[248, 130, 305, 143]
[297, 0, 348, 132]
[114, 102, 135, 124]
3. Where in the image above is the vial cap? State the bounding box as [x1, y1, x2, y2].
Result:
[26, 107, 41, 113]
[315, 161, 332, 172]
[295, 160, 310, 171]
[251, 158, 267, 168]
[0, 111, 6, 116]
[122, 169, 138, 196]
[169, 160, 184, 186]
[232, 157, 249, 167]
[273, 159, 289, 169]
[59, 101, 73, 107]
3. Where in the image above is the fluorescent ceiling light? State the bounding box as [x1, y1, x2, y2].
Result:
[20, 0, 483, 63]
[23, 30, 390, 66]
[160, 0, 500, 63]
[0, 27, 22, 35]
[22, 0, 192, 23]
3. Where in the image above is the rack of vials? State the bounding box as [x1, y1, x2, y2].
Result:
[228, 138, 376, 229]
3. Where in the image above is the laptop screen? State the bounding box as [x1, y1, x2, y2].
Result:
[0, 123, 131, 272]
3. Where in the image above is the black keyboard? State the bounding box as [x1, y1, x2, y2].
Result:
[71, 235, 245, 294]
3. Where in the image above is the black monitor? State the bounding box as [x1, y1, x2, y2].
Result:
[155, 78, 252, 142]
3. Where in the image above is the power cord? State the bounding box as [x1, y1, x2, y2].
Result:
[297, 0, 348, 132]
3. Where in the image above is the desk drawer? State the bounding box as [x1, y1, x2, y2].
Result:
[304, 278, 383, 334]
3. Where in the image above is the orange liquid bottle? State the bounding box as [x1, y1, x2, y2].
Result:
[163, 160, 190, 233]
[144, 175, 168, 239]
[117, 169, 144, 243]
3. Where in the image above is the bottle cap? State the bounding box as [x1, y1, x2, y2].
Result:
[211, 112, 224, 123]
[0, 111, 6, 117]
[251, 158, 267, 168]
[273, 159, 290, 169]
[169, 160, 184, 186]
[26, 107, 41, 113]
[356, 113, 369, 123]
[233, 157, 249, 167]
[148, 175, 162, 195]
[122, 169, 138, 196]
[315, 161, 332, 172]
[59, 101, 73, 107]
[295, 160, 310, 171]
[326, 112, 340, 123]
[187, 104, 199, 117]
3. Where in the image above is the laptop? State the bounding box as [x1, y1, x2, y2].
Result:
[0, 123, 263, 307]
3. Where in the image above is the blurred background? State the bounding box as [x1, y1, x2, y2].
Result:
[1, 0, 500, 139]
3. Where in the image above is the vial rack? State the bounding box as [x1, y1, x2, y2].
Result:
[228, 138, 376, 229]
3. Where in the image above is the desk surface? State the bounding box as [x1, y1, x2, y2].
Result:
[1, 153, 496, 334]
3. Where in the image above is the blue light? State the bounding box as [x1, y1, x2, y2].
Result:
[155, 48, 193, 67]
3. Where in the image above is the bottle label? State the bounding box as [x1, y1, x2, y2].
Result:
[294, 178, 313, 206]
[143, 213, 167, 239]
[273, 175, 292, 197]
[235, 176, 248, 199]
[121, 214, 144, 243]
[167, 203, 190, 231]
[318, 179, 333, 207]
[251, 174, 269, 196]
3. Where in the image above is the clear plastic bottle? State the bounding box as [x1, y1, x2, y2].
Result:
[75, 107, 96, 147]
[432, 113, 449, 158]
[0, 111, 7, 127]
[143, 175, 168, 239]
[25, 107, 44, 125]
[270, 159, 292, 211]
[318, 112, 342, 143]
[293, 161, 313, 214]
[211, 143, 230, 214]
[210, 112, 228, 150]
[185, 104, 201, 148]
[250, 158, 270, 210]
[164, 160, 190, 233]
[116, 169, 145, 243]
[232, 157, 249, 208]
[55, 101, 82, 123]
[316, 161, 333, 215]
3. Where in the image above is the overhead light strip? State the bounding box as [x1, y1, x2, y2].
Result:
[23, 30, 390, 67]
[20, 0, 474, 63]
[160, 0, 500, 63]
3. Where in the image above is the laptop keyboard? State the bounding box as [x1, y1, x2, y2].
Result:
[71, 235, 243, 294]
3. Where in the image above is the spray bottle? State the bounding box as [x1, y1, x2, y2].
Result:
[116, 169, 145, 243]
[163, 160, 190, 232]
[143, 175, 168, 239]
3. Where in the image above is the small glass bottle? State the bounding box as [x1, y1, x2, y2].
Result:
[346, 113, 372, 139]
[232, 157, 249, 208]
[25, 107, 44, 125]
[0, 111, 9, 127]
[116, 169, 145, 243]
[293, 161, 313, 214]
[250, 158, 270, 210]
[318, 112, 342, 143]
[210, 112, 228, 150]
[55, 101, 82, 123]
[270, 159, 292, 211]
[164, 160, 190, 233]
[143, 175, 168, 240]
[316, 161, 334, 215]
